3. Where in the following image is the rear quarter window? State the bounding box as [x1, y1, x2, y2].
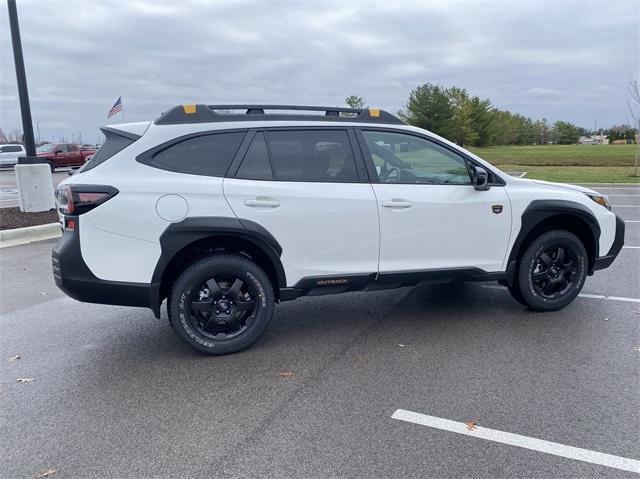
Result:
[80, 129, 138, 173]
[138, 131, 246, 177]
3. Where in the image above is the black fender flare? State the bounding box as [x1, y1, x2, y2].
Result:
[150, 217, 286, 314]
[506, 200, 601, 283]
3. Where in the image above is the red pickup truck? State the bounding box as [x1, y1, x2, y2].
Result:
[37, 143, 97, 171]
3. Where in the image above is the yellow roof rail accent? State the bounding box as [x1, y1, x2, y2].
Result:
[183, 104, 197, 114]
[368, 108, 380, 117]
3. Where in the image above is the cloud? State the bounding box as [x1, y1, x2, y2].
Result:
[0, 0, 637, 143]
[525, 87, 563, 97]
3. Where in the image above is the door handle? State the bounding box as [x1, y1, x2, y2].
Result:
[244, 198, 281, 208]
[382, 199, 413, 209]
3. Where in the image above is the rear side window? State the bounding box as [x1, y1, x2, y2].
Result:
[266, 130, 358, 182]
[236, 133, 272, 180]
[141, 131, 245, 177]
[80, 129, 138, 173]
[0, 145, 23, 153]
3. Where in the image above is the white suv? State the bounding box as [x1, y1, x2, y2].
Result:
[0, 143, 26, 168]
[53, 105, 624, 354]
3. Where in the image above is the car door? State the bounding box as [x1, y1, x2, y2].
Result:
[66, 144, 81, 166]
[54, 144, 69, 166]
[357, 128, 511, 274]
[223, 128, 379, 287]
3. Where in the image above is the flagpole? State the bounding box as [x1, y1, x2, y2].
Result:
[121, 96, 125, 123]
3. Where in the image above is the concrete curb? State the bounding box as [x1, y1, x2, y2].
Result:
[0, 222, 61, 248]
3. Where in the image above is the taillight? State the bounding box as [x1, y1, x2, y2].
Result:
[55, 184, 118, 215]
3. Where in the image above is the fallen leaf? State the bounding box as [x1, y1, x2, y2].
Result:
[279, 371, 294, 379]
[35, 468, 57, 478]
[398, 344, 406, 348]
[355, 354, 366, 365]
[16, 378, 34, 383]
[465, 420, 477, 431]
[602, 317, 609, 321]
[6, 354, 20, 362]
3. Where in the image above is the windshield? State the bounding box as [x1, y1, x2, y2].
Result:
[37, 144, 57, 153]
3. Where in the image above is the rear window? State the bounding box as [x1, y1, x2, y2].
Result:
[139, 131, 246, 177]
[80, 129, 137, 173]
[266, 129, 358, 182]
[0, 145, 23, 153]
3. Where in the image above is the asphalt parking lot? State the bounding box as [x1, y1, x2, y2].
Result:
[1, 184, 639, 478]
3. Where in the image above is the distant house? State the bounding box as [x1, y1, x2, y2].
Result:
[578, 134, 608, 145]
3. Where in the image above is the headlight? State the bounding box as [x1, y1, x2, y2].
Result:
[586, 193, 611, 210]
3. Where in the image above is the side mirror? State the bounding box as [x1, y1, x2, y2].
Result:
[472, 166, 490, 191]
[55, 150, 63, 154]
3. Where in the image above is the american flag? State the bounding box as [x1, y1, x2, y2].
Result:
[107, 96, 123, 118]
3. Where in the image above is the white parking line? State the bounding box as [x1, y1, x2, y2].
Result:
[481, 285, 640, 303]
[626, 220, 640, 223]
[624, 246, 640, 249]
[391, 409, 640, 474]
[612, 205, 640, 208]
[607, 194, 640, 197]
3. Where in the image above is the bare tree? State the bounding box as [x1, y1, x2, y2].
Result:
[628, 76, 640, 176]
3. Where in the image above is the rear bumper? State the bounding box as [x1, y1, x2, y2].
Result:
[592, 214, 625, 272]
[52, 221, 161, 316]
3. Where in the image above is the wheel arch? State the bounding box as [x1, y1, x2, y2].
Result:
[507, 200, 600, 280]
[151, 217, 286, 316]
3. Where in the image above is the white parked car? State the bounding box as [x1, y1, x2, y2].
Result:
[53, 104, 625, 354]
[0, 143, 26, 168]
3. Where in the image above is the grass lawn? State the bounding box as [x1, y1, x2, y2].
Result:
[496, 165, 640, 183]
[468, 144, 637, 166]
[468, 144, 639, 183]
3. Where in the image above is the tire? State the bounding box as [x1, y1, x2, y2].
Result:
[516, 230, 588, 311]
[169, 254, 275, 355]
[507, 281, 528, 306]
[47, 161, 55, 172]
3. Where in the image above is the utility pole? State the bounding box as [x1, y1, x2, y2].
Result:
[7, 0, 36, 157]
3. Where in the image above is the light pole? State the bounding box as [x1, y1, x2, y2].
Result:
[36, 121, 40, 144]
[8, 0, 55, 212]
[7, 0, 36, 157]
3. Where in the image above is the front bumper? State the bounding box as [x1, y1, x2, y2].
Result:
[592, 214, 625, 271]
[52, 220, 161, 316]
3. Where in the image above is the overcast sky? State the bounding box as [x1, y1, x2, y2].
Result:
[1, 0, 638, 144]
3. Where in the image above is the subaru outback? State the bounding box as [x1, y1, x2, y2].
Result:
[53, 105, 624, 354]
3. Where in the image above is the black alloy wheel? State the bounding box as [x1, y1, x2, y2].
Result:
[530, 245, 578, 299]
[169, 254, 275, 355]
[189, 275, 256, 340]
[516, 229, 588, 311]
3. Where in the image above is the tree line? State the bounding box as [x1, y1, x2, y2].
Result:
[347, 84, 597, 147]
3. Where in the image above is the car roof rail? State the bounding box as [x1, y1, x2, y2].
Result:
[155, 104, 405, 125]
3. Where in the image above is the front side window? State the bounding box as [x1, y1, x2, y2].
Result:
[266, 130, 358, 183]
[141, 131, 246, 177]
[361, 130, 471, 185]
[56, 144, 69, 153]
